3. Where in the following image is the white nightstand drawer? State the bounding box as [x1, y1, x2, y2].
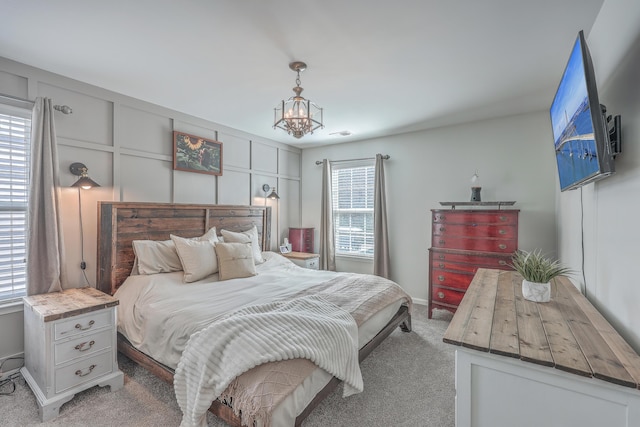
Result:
[54, 310, 112, 341]
[306, 258, 319, 269]
[55, 350, 113, 394]
[54, 328, 112, 365]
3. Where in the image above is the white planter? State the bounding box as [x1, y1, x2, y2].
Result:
[522, 279, 551, 302]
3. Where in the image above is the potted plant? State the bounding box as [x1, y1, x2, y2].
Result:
[510, 249, 572, 302]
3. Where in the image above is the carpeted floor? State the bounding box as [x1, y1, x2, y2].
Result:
[0, 306, 454, 427]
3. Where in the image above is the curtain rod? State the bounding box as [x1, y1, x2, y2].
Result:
[315, 154, 390, 165]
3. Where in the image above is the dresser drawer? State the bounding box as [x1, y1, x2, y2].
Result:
[432, 286, 465, 307]
[431, 250, 513, 271]
[54, 310, 113, 341]
[54, 350, 113, 394]
[54, 328, 112, 365]
[431, 269, 474, 291]
[432, 236, 517, 253]
[433, 223, 517, 239]
[432, 211, 518, 225]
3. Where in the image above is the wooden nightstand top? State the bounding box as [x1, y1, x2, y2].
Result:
[282, 251, 319, 260]
[23, 287, 118, 322]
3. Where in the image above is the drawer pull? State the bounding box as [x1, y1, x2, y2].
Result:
[439, 240, 445, 245]
[438, 255, 445, 260]
[437, 292, 445, 299]
[498, 244, 507, 250]
[498, 260, 507, 265]
[75, 320, 95, 331]
[438, 263, 445, 268]
[500, 216, 507, 221]
[439, 227, 445, 232]
[75, 364, 96, 377]
[438, 215, 445, 221]
[438, 275, 445, 282]
[499, 229, 506, 235]
[75, 340, 95, 352]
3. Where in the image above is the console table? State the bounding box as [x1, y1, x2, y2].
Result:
[443, 268, 640, 427]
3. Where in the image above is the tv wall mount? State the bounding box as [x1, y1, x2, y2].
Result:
[602, 104, 622, 157]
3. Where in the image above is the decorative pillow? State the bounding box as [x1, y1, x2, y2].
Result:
[170, 234, 218, 283]
[215, 242, 257, 281]
[132, 227, 219, 275]
[221, 225, 264, 264]
[132, 239, 183, 275]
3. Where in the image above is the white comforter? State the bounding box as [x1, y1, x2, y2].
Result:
[115, 252, 346, 368]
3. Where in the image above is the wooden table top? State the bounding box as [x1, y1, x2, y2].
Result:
[443, 268, 640, 389]
[23, 287, 118, 322]
[282, 251, 319, 260]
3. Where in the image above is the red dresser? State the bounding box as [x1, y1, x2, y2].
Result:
[288, 227, 314, 253]
[428, 209, 519, 318]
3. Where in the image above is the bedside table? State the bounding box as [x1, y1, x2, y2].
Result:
[282, 251, 320, 270]
[21, 287, 124, 421]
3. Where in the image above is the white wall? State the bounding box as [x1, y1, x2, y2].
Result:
[301, 111, 558, 304]
[557, 0, 640, 351]
[0, 57, 301, 366]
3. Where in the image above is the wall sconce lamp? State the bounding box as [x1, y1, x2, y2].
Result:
[262, 183, 279, 204]
[70, 162, 100, 190]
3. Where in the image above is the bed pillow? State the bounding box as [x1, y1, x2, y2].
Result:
[132, 239, 183, 275]
[221, 225, 264, 264]
[215, 242, 257, 281]
[170, 234, 219, 283]
[132, 227, 219, 275]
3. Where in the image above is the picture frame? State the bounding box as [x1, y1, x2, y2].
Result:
[173, 131, 223, 176]
[279, 245, 291, 254]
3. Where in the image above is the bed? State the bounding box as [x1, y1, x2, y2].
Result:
[97, 202, 412, 426]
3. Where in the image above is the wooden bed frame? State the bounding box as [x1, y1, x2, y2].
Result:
[97, 201, 411, 426]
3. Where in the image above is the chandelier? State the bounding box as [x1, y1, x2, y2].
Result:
[274, 61, 323, 138]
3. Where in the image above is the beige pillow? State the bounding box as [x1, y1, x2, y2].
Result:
[215, 242, 257, 281]
[170, 234, 219, 283]
[131, 227, 219, 275]
[221, 225, 264, 264]
[132, 239, 183, 275]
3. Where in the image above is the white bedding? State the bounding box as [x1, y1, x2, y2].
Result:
[114, 252, 410, 426]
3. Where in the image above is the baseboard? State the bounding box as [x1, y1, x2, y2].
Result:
[412, 297, 427, 306]
[0, 352, 24, 380]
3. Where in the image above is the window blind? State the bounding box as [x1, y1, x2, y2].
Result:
[332, 162, 375, 258]
[0, 108, 30, 301]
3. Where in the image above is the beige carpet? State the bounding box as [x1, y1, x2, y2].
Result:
[0, 305, 454, 427]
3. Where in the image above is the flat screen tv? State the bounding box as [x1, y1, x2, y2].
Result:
[550, 30, 617, 191]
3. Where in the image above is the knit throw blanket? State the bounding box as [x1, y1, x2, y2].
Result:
[174, 295, 363, 427]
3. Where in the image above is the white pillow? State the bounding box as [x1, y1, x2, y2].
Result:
[132, 227, 219, 275]
[170, 234, 218, 283]
[221, 225, 264, 264]
[215, 242, 257, 281]
[132, 239, 183, 275]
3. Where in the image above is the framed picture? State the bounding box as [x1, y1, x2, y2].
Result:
[279, 245, 291, 254]
[173, 131, 223, 176]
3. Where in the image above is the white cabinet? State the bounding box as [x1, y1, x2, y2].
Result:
[283, 251, 319, 270]
[21, 288, 124, 421]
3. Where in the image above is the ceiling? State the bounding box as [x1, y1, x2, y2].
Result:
[1, 0, 604, 148]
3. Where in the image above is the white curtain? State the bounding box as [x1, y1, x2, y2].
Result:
[373, 154, 390, 278]
[27, 97, 65, 295]
[319, 159, 336, 271]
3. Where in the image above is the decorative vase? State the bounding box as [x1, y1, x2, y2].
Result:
[522, 279, 551, 302]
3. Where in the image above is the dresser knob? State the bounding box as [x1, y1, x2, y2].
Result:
[438, 263, 445, 268]
[500, 216, 507, 221]
[437, 292, 445, 299]
[439, 227, 445, 232]
[499, 229, 506, 235]
[439, 240, 445, 245]
[498, 244, 507, 250]
[498, 260, 507, 265]
[438, 275, 445, 282]
[75, 364, 96, 377]
[75, 320, 95, 331]
[75, 340, 95, 352]
[438, 255, 445, 260]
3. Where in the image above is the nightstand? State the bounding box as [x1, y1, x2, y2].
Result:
[282, 251, 320, 270]
[21, 287, 124, 421]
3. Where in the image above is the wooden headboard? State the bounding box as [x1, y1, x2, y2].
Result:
[97, 202, 271, 296]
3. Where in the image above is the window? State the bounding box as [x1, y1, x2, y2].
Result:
[332, 161, 375, 258]
[0, 105, 30, 302]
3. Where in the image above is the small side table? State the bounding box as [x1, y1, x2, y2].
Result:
[282, 251, 320, 270]
[21, 287, 124, 421]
